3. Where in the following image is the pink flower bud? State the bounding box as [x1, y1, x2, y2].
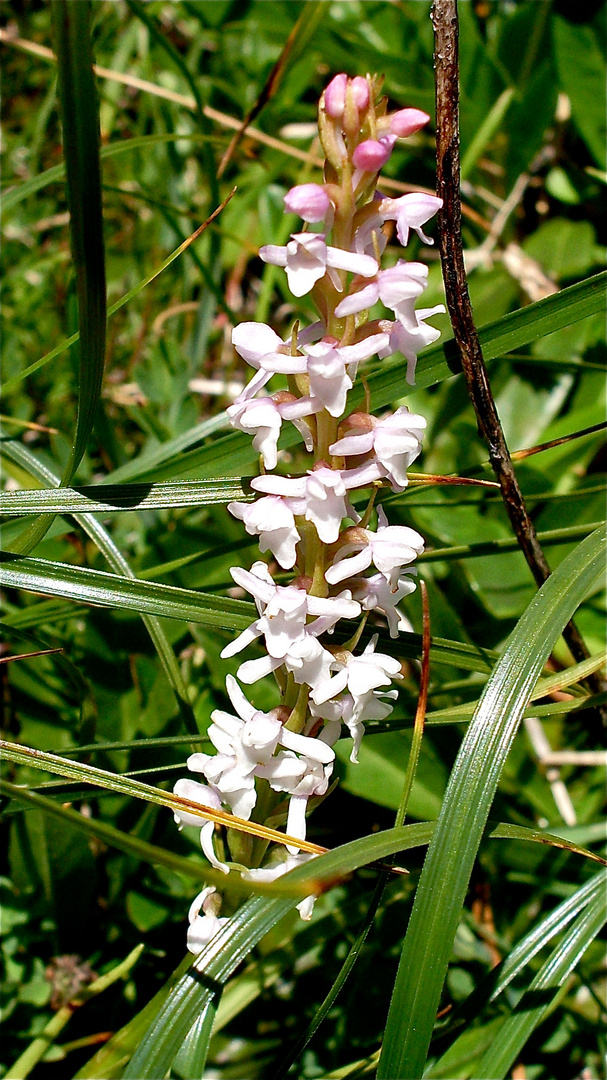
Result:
[350, 76, 370, 112]
[352, 135, 396, 172]
[390, 108, 430, 138]
[284, 183, 330, 223]
[325, 73, 348, 118]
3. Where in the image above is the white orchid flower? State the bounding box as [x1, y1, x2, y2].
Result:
[331, 405, 426, 492]
[259, 232, 378, 297]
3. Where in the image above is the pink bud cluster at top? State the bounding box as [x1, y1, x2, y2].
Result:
[175, 74, 444, 948]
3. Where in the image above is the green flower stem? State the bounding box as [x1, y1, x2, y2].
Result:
[286, 681, 311, 734]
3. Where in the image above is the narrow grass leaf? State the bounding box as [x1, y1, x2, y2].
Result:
[0, 550, 501, 675]
[12, 1, 106, 556]
[427, 869, 607, 1076]
[0, 439, 198, 731]
[0, 479, 252, 515]
[478, 886, 607, 1078]
[51, 0, 106, 485]
[377, 523, 606, 1079]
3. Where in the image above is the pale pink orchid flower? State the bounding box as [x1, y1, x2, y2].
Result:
[231, 320, 324, 400]
[173, 777, 231, 874]
[228, 495, 301, 569]
[252, 466, 360, 544]
[312, 634, 403, 707]
[227, 393, 316, 470]
[351, 571, 418, 639]
[352, 135, 396, 172]
[378, 192, 443, 247]
[389, 108, 430, 138]
[330, 405, 426, 491]
[334, 261, 429, 325]
[309, 685, 398, 762]
[221, 562, 359, 690]
[284, 183, 331, 223]
[259, 233, 378, 297]
[187, 887, 228, 957]
[249, 332, 389, 418]
[244, 852, 318, 919]
[378, 306, 446, 384]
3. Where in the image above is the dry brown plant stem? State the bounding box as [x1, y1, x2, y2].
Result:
[431, 0, 602, 700]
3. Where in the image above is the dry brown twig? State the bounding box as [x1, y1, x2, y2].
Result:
[431, 0, 605, 720]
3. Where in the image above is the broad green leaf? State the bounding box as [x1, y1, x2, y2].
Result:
[553, 15, 606, 167]
[378, 523, 606, 1079]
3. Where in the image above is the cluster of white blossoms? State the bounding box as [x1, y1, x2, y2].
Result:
[175, 73, 444, 948]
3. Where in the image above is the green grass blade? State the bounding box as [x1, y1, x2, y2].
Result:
[0, 552, 254, 630]
[488, 869, 607, 1000]
[0, 439, 198, 731]
[51, 0, 106, 484]
[1, 130, 219, 216]
[11, 2, 106, 557]
[377, 523, 606, 1080]
[172, 1002, 217, 1080]
[427, 869, 607, 1076]
[0, 550, 501, 675]
[419, 521, 605, 561]
[0, 479, 252, 515]
[460, 87, 515, 180]
[478, 883, 607, 1078]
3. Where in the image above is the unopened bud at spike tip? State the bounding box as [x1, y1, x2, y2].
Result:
[350, 76, 370, 111]
[324, 72, 348, 118]
[390, 107, 430, 137]
[284, 183, 331, 223]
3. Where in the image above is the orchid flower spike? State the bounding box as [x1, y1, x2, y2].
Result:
[176, 70, 445, 939]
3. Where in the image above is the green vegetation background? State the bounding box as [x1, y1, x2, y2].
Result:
[1, 1, 605, 1078]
